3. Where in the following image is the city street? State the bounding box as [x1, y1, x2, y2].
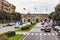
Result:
[0, 23, 30, 34]
[23, 23, 59, 40]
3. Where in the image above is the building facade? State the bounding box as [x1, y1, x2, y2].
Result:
[0, 0, 16, 13]
[21, 13, 50, 23]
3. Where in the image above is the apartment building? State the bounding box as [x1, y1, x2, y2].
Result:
[0, 0, 16, 13]
[0, 0, 3, 10]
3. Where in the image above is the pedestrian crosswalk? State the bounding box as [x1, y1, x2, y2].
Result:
[27, 33, 58, 36]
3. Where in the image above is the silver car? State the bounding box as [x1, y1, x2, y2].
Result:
[44, 24, 51, 32]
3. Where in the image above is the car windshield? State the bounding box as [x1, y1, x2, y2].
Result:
[45, 24, 50, 27]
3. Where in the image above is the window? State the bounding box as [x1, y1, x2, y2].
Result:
[28, 19, 30, 22]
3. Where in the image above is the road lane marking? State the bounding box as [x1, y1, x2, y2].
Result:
[31, 33, 34, 35]
[35, 33, 38, 35]
[44, 33, 46, 35]
[40, 39, 42, 40]
[40, 33, 42, 35]
[48, 33, 50, 35]
[56, 33, 58, 35]
[52, 33, 55, 35]
[23, 34, 28, 40]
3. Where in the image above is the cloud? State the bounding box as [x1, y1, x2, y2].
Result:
[7, 0, 59, 14]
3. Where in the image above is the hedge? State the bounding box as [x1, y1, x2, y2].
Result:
[0, 31, 16, 38]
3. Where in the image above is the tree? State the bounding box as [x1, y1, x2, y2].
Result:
[50, 4, 60, 21]
[50, 12, 57, 21]
[11, 12, 22, 21]
[0, 10, 22, 23]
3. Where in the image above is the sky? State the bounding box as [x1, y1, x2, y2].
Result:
[7, 0, 59, 14]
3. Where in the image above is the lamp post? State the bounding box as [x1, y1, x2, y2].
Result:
[23, 8, 26, 13]
[34, 7, 36, 13]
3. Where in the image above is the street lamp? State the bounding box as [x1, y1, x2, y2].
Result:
[46, 8, 48, 13]
[34, 7, 36, 13]
[23, 8, 26, 13]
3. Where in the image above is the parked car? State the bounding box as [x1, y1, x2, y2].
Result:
[52, 23, 56, 28]
[14, 22, 19, 29]
[57, 31, 60, 37]
[44, 24, 51, 32]
[41, 22, 44, 25]
[3, 24, 7, 27]
[53, 23, 60, 31]
[6, 23, 13, 26]
[19, 22, 23, 25]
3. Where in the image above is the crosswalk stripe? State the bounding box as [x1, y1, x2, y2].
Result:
[31, 33, 34, 35]
[40, 33, 42, 35]
[35, 33, 38, 35]
[56, 33, 58, 35]
[48, 33, 50, 35]
[27, 33, 56, 36]
[44, 33, 46, 35]
[52, 33, 55, 35]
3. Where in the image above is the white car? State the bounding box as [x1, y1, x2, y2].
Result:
[14, 22, 19, 29]
[44, 25, 51, 32]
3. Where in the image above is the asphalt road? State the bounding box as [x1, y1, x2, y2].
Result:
[23, 23, 59, 40]
[0, 23, 30, 34]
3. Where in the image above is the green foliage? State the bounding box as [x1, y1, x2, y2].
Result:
[16, 23, 36, 32]
[55, 4, 60, 14]
[8, 34, 24, 40]
[50, 4, 60, 21]
[6, 31, 16, 37]
[21, 25, 30, 30]
[0, 31, 16, 40]
[0, 10, 22, 23]
[50, 12, 57, 21]
[31, 23, 36, 25]
[0, 35, 8, 40]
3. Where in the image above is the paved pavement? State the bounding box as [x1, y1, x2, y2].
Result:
[23, 23, 59, 40]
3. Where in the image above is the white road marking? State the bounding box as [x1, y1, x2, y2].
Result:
[31, 33, 34, 35]
[56, 33, 58, 35]
[40, 33, 42, 35]
[52, 33, 55, 35]
[35, 33, 38, 35]
[44, 33, 46, 35]
[23, 35, 28, 40]
[48, 33, 50, 35]
[40, 39, 42, 40]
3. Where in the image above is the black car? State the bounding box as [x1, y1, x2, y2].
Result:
[41, 22, 44, 25]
